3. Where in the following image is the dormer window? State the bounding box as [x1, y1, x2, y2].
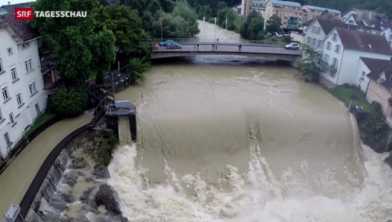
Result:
[22, 42, 30, 48]
[0, 58, 3, 74]
[378, 73, 387, 83]
[7, 48, 13, 56]
[25, 59, 33, 73]
[335, 45, 340, 53]
[332, 33, 337, 41]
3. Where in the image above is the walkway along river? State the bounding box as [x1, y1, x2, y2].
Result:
[108, 21, 392, 221]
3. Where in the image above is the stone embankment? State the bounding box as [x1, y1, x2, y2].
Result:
[26, 132, 126, 222]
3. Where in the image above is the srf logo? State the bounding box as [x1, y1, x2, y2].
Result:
[15, 8, 34, 21]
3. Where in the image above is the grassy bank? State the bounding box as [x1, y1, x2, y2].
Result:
[330, 85, 391, 153]
[330, 85, 372, 112]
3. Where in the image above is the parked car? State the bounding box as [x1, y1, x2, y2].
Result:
[159, 40, 182, 49]
[285, 42, 300, 50]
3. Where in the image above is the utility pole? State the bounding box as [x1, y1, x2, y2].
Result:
[160, 19, 163, 41]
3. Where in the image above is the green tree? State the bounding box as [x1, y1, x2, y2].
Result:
[265, 14, 282, 34]
[152, 1, 199, 38]
[217, 7, 242, 32]
[33, 0, 116, 86]
[49, 87, 88, 118]
[126, 58, 151, 84]
[98, 5, 151, 58]
[295, 45, 324, 82]
[358, 102, 391, 152]
[240, 12, 265, 40]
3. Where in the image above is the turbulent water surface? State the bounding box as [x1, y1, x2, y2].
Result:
[109, 21, 392, 222]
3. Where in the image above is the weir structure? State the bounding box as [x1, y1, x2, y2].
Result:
[105, 100, 137, 144]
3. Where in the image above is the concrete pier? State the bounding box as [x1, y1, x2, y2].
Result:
[105, 100, 137, 144]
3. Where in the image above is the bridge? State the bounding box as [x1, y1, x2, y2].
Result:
[151, 42, 302, 62]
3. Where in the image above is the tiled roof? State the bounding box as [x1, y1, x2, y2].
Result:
[0, 2, 38, 41]
[336, 28, 392, 55]
[346, 9, 391, 32]
[317, 16, 350, 35]
[362, 57, 392, 89]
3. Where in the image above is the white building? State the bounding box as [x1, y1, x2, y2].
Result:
[382, 27, 392, 48]
[357, 58, 392, 122]
[0, 16, 47, 159]
[264, 0, 303, 29]
[321, 27, 392, 86]
[342, 9, 390, 35]
[241, 0, 252, 16]
[251, 0, 266, 15]
[304, 16, 347, 52]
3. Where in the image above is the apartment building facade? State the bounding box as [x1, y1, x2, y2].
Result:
[321, 28, 392, 86]
[264, 0, 303, 29]
[0, 17, 47, 159]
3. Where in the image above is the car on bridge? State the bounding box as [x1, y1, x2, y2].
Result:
[285, 42, 300, 50]
[159, 40, 182, 49]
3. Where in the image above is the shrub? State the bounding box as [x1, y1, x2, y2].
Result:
[49, 87, 88, 118]
[295, 46, 323, 83]
[357, 102, 391, 153]
[127, 58, 151, 84]
[92, 133, 118, 166]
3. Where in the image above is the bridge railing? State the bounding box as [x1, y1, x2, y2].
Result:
[152, 38, 288, 48]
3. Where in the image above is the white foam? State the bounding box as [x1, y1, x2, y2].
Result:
[108, 144, 392, 222]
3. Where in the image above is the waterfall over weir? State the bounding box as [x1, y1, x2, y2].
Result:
[118, 117, 133, 145]
[108, 142, 392, 222]
[107, 21, 392, 221]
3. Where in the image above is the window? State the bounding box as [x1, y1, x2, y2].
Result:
[323, 54, 330, 64]
[9, 113, 14, 124]
[22, 42, 30, 48]
[7, 47, 13, 56]
[35, 103, 41, 116]
[326, 42, 332, 50]
[25, 59, 33, 73]
[2, 87, 10, 102]
[317, 40, 322, 48]
[16, 93, 23, 107]
[335, 45, 340, 53]
[0, 58, 3, 73]
[332, 58, 338, 69]
[11, 68, 18, 82]
[312, 26, 320, 34]
[4, 132, 12, 147]
[29, 82, 38, 96]
[332, 33, 337, 41]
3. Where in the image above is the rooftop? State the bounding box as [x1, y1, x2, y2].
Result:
[0, 2, 37, 41]
[362, 57, 392, 89]
[336, 27, 392, 55]
[315, 15, 351, 34]
[344, 9, 391, 31]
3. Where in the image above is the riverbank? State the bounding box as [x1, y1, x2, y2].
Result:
[329, 84, 392, 165]
[0, 113, 92, 218]
[26, 130, 126, 222]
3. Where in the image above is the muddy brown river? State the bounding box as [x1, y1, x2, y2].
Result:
[108, 21, 392, 222]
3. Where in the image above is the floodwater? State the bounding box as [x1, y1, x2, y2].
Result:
[109, 21, 392, 221]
